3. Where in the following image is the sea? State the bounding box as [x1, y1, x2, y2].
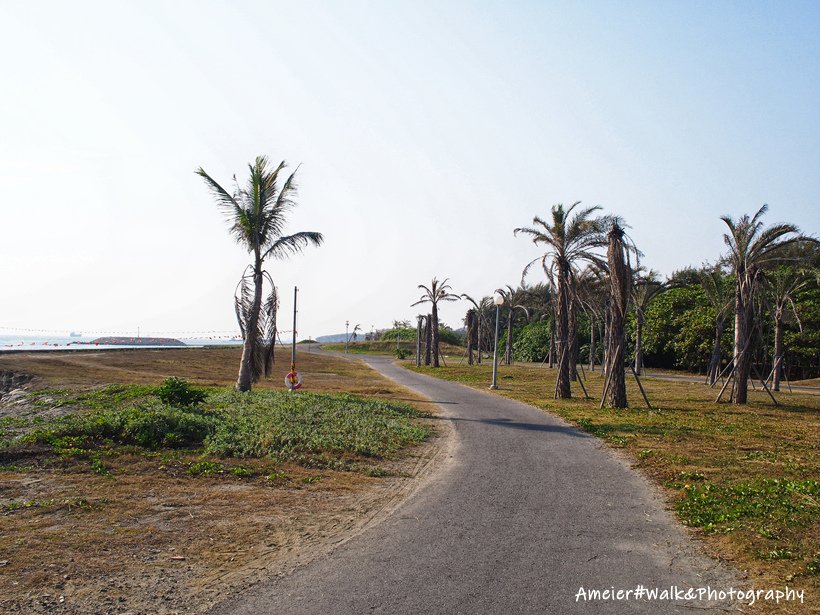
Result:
[0, 334, 243, 352]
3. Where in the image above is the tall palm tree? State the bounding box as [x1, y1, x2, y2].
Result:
[631, 269, 665, 375]
[698, 263, 734, 385]
[197, 156, 324, 392]
[412, 278, 458, 367]
[496, 285, 530, 365]
[602, 221, 630, 408]
[515, 203, 607, 398]
[720, 205, 803, 403]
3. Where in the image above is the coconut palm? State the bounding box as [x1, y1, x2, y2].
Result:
[412, 278, 459, 367]
[197, 156, 324, 392]
[631, 269, 665, 375]
[698, 263, 734, 385]
[720, 205, 804, 403]
[515, 203, 607, 398]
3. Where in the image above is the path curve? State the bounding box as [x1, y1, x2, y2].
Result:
[211, 356, 740, 614]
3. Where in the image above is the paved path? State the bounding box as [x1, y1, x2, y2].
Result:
[211, 356, 739, 614]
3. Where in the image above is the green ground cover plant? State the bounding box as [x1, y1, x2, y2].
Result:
[9, 380, 432, 471]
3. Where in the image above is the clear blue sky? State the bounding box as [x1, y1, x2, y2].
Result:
[1, 1, 818, 338]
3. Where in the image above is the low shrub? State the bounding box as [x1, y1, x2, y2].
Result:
[156, 377, 207, 408]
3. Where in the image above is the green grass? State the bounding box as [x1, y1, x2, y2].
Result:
[8, 385, 433, 471]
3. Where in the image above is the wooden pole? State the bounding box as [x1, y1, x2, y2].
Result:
[629, 364, 652, 409]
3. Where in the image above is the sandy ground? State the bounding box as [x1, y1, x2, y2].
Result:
[0, 347, 451, 614]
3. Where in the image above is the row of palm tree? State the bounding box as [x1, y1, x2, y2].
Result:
[507, 201, 815, 406]
[200, 156, 815, 404]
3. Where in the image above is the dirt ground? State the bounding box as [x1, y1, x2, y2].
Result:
[0, 347, 450, 614]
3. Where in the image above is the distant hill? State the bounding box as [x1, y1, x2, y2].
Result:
[316, 333, 349, 343]
[88, 337, 186, 347]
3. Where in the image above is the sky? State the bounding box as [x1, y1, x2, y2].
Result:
[1, 0, 819, 339]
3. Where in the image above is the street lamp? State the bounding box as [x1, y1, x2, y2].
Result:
[490, 293, 504, 389]
[345, 320, 349, 354]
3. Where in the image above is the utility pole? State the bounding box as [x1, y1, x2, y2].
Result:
[345, 320, 349, 354]
[292, 286, 298, 369]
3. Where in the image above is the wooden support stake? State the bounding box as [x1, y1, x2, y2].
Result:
[629, 365, 652, 409]
[751, 363, 778, 406]
[576, 372, 590, 400]
[716, 371, 734, 403]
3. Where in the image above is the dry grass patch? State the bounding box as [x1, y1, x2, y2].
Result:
[0, 347, 442, 614]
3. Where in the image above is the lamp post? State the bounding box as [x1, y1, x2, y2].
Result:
[490, 293, 504, 389]
[345, 320, 349, 354]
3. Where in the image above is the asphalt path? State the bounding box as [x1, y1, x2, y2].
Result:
[211, 356, 740, 614]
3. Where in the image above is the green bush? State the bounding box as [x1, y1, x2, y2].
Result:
[512, 321, 551, 362]
[156, 377, 207, 408]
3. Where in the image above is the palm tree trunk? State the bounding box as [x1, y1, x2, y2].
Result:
[732, 279, 754, 404]
[466, 311, 475, 366]
[424, 314, 432, 366]
[555, 263, 572, 398]
[505, 312, 513, 365]
[432, 304, 440, 367]
[634, 310, 644, 375]
[707, 318, 724, 385]
[476, 314, 483, 364]
[416, 316, 423, 367]
[604, 225, 628, 408]
[548, 322, 555, 368]
[589, 315, 596, 372]
[237, 264, 263, 392]
[569, 302, 578, 381]
[772, 310, 784, 391]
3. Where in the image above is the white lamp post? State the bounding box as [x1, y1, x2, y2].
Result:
[345, 320, 349, 354]
[490, 293, 504, 389]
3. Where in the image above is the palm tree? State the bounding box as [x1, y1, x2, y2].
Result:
[720, 205, 803, 403]
[575, 266, 607, 371]
[412, 278, 459, 367]
[496, 285, 530, 365]
[197, 156, 324, 392]
[602, 221, 630, 408]
[631, 269, 664, 375]
[765, 264, 813, 390]
[461, 294, 489, 364]
[698, 264, 734, 385]
[515, 203, 607, 398]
